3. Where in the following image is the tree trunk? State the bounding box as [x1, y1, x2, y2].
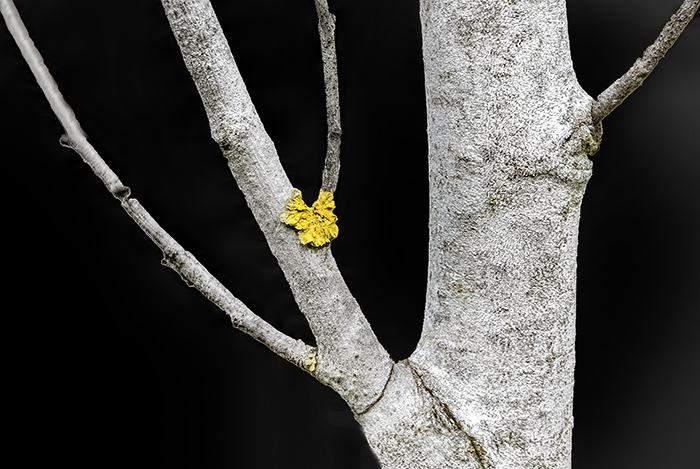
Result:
[360, 1, 597, 467]
[5, 0, 697, 468]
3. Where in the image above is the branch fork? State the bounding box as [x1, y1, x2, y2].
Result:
[2, 0, 393, 414]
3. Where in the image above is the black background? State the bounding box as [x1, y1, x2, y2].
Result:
[2, 0, 698, 467]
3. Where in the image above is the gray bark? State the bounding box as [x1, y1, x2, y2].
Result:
[5, 0, 697, 467]
[120, 0, 700, 467]
[364, 1, 594, 467]
[157, 0, 597, 465]
[363, 1, 698, 466]
[160, 0, 394, 414]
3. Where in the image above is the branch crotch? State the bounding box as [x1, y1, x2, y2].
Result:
[407, 361, 492, 469]
[356, 361, 491, 469]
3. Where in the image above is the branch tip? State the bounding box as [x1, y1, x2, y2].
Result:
[314, 0, 343, 194]
[593, 0, 700, 123]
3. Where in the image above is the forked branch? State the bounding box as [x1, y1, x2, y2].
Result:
[593, 0, 700, 123]
[159, 0, 393, 413]
[0, 0, 315, 371]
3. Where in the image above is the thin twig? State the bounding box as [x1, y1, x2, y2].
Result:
[160, 0, 394, 412]
[1, 0, 315, 372]
[314, 0, 342, 194]
[592, 0, 700, 123]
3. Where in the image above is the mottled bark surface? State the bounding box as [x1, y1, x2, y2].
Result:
[160, 0, 393, 413]
[149, 0, 699, 467]
[5, 0, 697, 467]
[364, 1, 598, 467]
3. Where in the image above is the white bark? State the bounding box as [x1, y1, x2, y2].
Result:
[5, 0, 698, 467]
[0, 0, 314, 371]
[361, 0, 697, 466]
[360, 1, 595, 467]
[160, 0, 393, 414]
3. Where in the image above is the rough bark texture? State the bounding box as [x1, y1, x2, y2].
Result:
[158, 0, 603, 466]
[8, 0, 695, 467]
[361, 1, 599, 467]
[314, 0, 342, 194]
[160, 0, 393, 414]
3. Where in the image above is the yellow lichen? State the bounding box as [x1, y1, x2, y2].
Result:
[303, 349, 318, 373]
[281, 189, 338, 247]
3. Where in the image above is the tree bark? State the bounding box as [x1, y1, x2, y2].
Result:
[3, 0, 698, 468]
[160, 0, 394, 414]
[362, 1, 598, 467]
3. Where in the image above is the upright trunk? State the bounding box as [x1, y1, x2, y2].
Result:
[358, 1, 599, 467]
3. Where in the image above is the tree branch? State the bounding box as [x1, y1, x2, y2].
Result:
[592, 0, 700, 123]
[314, 0, 342, 194]
[1, 0, 315, 372]
[159, 0, 393, 413]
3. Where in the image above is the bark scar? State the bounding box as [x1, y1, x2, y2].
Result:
[406, 359, 493, 469]
[355, 361, 395, 417]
